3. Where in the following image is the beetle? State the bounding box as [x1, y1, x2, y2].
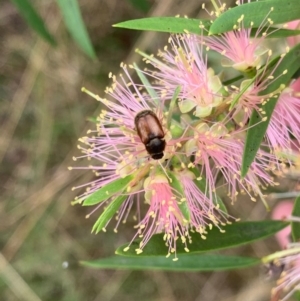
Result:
[134, 110, 166, 160]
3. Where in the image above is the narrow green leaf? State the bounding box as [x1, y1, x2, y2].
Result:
[10, 0, 56, 45]
[116, 220, 288, 256]
[56, 0, 96, 59]
[134, 63, 159, 101]
[114, 17, 211, 35]
[168, 172, 190, 222]
[292, 196, 300, 242]
[83, 174, 134, 206]
[241, 96, 277, 177]
[241, 43, 300, 177]
[167, 86, 181, 128]
[213, 195, 228, 214]
[229, 75, 257, 110]
[223, 75, 244, 86]
[81, 254, 260, 271]
[209, 0, 300, 35]
[92, 195, 127, 233]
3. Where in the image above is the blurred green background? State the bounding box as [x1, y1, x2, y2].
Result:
[1, 0, 295, 300]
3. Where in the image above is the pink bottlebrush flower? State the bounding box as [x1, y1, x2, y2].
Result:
[287, 20, 300, 47]
[264, 244, 300, 301]
[291, 77, 300, 93]
[267, 80, 300, 156]
[229, 77, 267, 127]
[124, 170, 235, 259]
[228, 47, 298, 161]
[124, 174, 190, 260]
[70, 64, 176, 226]
[71, 64, 215, 257]
[138, 34, 225, 118]
[204, 3, 278, 72]
[228, 41, 291, 126]
[185, 122, 278, 207]
[177, 169, 235, 235]
[70, 58, 240, 256]
[267, 201, 300, 300]
[272, 201, 293, 249]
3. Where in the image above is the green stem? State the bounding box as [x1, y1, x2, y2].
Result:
[262, 246, 300, 263]
[210, 0, 219, 13]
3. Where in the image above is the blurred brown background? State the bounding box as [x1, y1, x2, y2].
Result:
[0, 0, 290, 300]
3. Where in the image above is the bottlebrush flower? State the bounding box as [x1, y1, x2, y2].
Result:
[287, 20, 300, 47]
[70, 6, 298, 256]
[268, 79, 300, 155]
[71, 63, 233, 258]
[232, 76, 300, 166]
[184, 122, 278, 207]
[272, 201, 293, 249]
[228, 50, 284, 128]
[176, 169, 234, 235]
[204, 2, 277, 72]
[135, 30, 289, 208]
[264, 244, 300, 301]
[124, 174, 190, 260]
[70, 63, 174, 223]
[265, 202, 300, 300]
[227, 46, 298, 160]
[137, 34, 226, 118]
[123, 170, 235, 260]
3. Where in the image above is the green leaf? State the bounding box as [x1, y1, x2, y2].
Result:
[292, 196, 300, 242]
[167, 86, 181, 128]
[10, 0, 56, 45]
[114, 17, 211, 35]
[56, 0, 96, 59]
[213, 195, 228, 214]
[241, 96, 277, 178]
[209, 0, 300, 35]
[134, 63, 159, 101]
[83, 174, 134, 206]
[168, 172, 190, 222]
[229, 74, 257, 110]
[241, 43, 300, 177]
[81, 254, 260, 271]
[223, 75, 244, 86]
[92, 195, 127, 233]
[116, 220, 288, 256]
